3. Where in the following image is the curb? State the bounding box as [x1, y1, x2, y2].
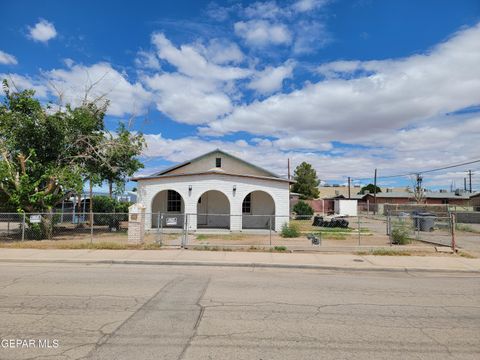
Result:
[0, 258, 478, 274]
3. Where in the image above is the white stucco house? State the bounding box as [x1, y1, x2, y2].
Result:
[133, 149, 292, 232]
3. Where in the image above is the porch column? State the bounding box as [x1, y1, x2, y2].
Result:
[184, 197, 197, 231]
[230, 194, 242, 231]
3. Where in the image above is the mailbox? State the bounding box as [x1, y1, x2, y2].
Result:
[129, 203, 145, 222]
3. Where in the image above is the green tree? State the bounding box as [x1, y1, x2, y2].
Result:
[359, 184, 382, 195]
[0, 80, 145, 238]
[97, 123, 145, 198]
[291, 162, 320, 199]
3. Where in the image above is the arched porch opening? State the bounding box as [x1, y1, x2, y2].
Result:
[196, 190, 230, 229]
[241, 191, 276, 229]
[151, 189, 185, 229]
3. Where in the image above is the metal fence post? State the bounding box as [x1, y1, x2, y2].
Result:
[450, 213, 456, 252]
[269, 215, 272, 247]
[21, 213, 26, 241]
[182, 213, 187, 248]
[388, 214, 392, 246]
[416, 215, 420, 240]
[386, 211, 389, 236]
[160, 213, 164, 245]
[90, 213, 94, 244]
[357, 215, 361, 245]
[156, 213, 160, 244]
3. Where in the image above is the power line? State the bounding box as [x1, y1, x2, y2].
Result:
[353, 158, 480, 182]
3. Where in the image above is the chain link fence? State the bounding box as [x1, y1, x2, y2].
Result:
[0, 212, 128, 243]
[386, 213, 454, 248]
[0, 211, 461, 251]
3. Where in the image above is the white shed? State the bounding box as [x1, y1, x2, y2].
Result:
[334, 199, 358, 217]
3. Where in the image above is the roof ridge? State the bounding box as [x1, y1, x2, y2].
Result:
[151, 149, 281, 179]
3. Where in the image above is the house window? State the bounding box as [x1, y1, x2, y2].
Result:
[167, 190, 182, 212]
[216, 157, 221, 168]
[242, 193, 251, 214]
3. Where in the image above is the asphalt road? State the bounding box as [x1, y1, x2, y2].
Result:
[0, 263, 479, 360]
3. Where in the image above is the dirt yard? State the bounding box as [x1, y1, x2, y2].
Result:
[1, 215, 466, 253]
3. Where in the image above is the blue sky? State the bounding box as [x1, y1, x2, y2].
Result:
[1, 0, 480, 191]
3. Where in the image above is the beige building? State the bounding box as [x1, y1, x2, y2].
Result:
[134, 149, 292, 231]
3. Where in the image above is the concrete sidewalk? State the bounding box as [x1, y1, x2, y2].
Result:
[0, 248, 479, 272]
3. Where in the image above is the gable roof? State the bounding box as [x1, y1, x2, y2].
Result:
[133, 149, 292, 183]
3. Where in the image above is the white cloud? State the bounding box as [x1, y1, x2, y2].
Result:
[293, 0, 328, 12]
[152, 33, 251, 81]
[140, 33, 256, 124]
[244, 1, 284, 19]
[0, 73, 48, 97]
[140, 132, 387, 181]
[293, 20, 332, 54]
[0, 50, 18, 65]
[203, 23, 480, 145]
[135, 51, 161, 70]
[142, 73, 232, 124]
[141, 133, 293, 177]
[200, 39, 245, 65]
[45, 62, 152, 116]
[28, 19, 57, 43]
[139, 111, 480, 184]
[234, 20, 292, 47]
[248, 61, 295, 94]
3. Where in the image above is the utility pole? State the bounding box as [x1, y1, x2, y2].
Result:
[467, 170, 472, 193]
[416, 173, 423, 194]
[347, 177, 351, 199]
[373, 169, 377, 215]
[464, 178, 467, 192]
[415, 173, 424, 203]
[287, 158, 291, 180]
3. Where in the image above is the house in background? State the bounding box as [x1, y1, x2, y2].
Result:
[359, 190, 473, 206]
[133, 149, 292, 231]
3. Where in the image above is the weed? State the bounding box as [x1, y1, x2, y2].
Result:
[316, 232, 347, 240]
[391, 225, 412, 245]
[57, 242, 128, 250]
[143, 243, 163, 250]
[281, 223, 300, 238]
[458, 251, 476, 259]
[356, 249, 412, 256]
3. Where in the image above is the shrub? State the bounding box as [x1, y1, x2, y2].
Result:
[391, 225, 411, 245]
[92, 196, 130, 213]
[293, 201, 314, 216]
[273, 246, 287, 252]
[281, 223, 300, 238]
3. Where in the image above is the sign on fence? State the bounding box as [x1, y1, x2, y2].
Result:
[29, 215, 41, 224]
[166, 217, 178, 226]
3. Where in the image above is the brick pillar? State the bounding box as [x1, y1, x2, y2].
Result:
[128, 204, 146, 244]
